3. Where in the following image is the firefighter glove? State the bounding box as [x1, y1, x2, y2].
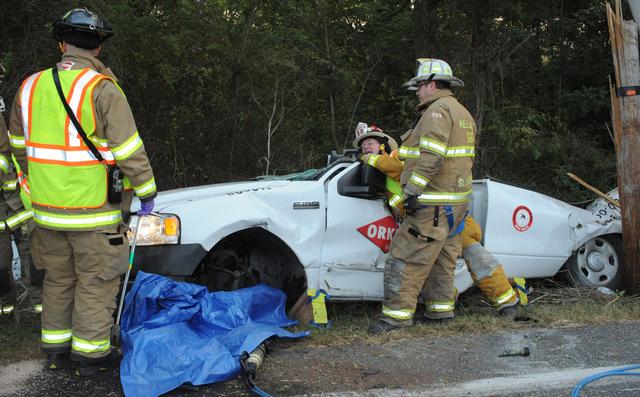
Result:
[138, 199, 154, 216]
[404, 195, 422, 215]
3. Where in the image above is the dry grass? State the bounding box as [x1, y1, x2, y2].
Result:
[297, 282, 640, 347]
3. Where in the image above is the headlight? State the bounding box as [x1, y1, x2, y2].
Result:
[129, 214, 180, 246]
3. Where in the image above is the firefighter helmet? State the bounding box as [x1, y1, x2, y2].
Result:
[403, 58, 464, 90]
[353, 122, 398, 152]
[53, 8, 114, 49]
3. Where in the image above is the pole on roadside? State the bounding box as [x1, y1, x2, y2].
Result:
[606, 0, 640, 293]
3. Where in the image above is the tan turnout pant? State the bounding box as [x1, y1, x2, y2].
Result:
[381, 205, 467, 325]
[31, 226, 129, 359]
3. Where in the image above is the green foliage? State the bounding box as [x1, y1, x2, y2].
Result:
[0, 0, 617, 201]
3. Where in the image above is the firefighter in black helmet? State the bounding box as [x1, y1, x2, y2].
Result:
[53, 8, 114, 50]
[9, 7, 157, 375]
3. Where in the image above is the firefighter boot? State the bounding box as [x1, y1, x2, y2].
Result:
[45, 353, 69, 371]
[74, 350, 119, 377]
[498, 304, 518, 319]
[368, 319, 408, 334]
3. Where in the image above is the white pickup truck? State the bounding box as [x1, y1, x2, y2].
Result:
[130, 152, 622, 305]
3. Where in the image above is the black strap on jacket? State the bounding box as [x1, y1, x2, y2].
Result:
[51, 67, 104, 162]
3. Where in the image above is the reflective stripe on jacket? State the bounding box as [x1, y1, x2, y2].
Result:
[399, 89, 476, 206]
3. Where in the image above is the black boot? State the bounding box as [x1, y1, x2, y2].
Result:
[414, 315, 453, 325]
[74, 350, 119, 377]
[368, 320, 407, 334]
[43, 348, 70, 371]
[498, 305, 518, 319]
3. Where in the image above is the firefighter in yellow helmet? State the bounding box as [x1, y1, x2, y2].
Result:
[9, 8, 156, 375]
[355, 122, 519, 320]
[369, 58, 475, 333]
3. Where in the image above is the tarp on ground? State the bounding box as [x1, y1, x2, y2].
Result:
[119, 271, 308, 397]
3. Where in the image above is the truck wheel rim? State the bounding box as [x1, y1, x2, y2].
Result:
[576, 238, 618, 285]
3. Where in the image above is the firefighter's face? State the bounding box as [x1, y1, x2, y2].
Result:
[361, 138, 382, 154]
[417, 80, 436, 102]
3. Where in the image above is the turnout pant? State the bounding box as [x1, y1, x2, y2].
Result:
[461, 216, 517, 310]
[0, 230, 14, 308]
[31, 226, 129, 359]
[381, 205, 467, 325]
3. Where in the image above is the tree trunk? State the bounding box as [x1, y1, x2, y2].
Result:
[414, 0, 440, 57]
[608, 2, 640, 293]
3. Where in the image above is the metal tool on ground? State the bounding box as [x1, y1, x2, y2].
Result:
[111, 215, 143, 348]
[240, 343, 273, 397]
[566, 173, 620, 208]
[499, 347, 531, 357]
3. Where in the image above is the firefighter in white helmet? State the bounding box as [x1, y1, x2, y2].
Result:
[370, 58, 476, 333]
[356, 120, 520, 321]
[353, 122, 404, 217]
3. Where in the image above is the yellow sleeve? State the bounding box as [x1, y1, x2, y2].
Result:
[360, 151, 404, 181]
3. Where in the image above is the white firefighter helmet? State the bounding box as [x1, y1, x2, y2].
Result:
[353, 122, 398, 152]
[403, 58, 464, 90]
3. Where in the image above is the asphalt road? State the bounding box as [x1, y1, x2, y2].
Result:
[2, 321, 640, 396]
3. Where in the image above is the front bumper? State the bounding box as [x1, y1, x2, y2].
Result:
[133, 244, 207, 276]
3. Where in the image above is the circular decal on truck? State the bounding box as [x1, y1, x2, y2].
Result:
[512, 205, 533, 232]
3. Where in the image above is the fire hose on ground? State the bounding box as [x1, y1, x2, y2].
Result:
[240, 343, 274, 397]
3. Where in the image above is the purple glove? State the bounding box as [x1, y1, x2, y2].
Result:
[138, 199, 154, 216]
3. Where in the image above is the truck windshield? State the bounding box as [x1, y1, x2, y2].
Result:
[253, 168, 322, 181]
[252, 158, 355, 182]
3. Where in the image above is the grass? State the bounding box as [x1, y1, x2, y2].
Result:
[293, 282, 640, 347]
[2, 283, 640, 365]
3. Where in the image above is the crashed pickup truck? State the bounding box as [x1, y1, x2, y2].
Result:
[130, 152, 623, 305]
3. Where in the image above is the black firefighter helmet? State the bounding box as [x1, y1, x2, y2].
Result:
[53, 8, 114, 50]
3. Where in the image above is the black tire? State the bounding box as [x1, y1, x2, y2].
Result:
[565, 234, 623, 290]
[197, 229, 307, 311]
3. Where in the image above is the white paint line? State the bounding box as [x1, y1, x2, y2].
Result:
[305, 365, 640, 397]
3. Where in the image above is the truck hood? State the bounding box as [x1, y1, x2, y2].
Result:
[148, 180, 297, 211]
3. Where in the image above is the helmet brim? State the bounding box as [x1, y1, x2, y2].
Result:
[353, 132, 398, 152]
[403, 74, 465, 90]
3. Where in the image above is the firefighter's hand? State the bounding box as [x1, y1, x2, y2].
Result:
[404, 195, 421, 215]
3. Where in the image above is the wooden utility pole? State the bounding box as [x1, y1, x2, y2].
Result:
[607, 1, 640, 293]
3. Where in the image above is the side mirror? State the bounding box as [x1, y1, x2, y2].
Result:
[338, 163, 387, 199]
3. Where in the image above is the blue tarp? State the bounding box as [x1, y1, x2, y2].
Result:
[119, 271, 308, 397]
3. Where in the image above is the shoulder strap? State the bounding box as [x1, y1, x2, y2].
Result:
[51, 68, 104, 162]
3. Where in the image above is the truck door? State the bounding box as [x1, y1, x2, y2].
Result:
[319, 162, 395, 300]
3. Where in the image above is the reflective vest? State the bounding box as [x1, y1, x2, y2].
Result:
[20, 68, 121, 229]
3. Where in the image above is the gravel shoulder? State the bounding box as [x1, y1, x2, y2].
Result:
[3, 320, 640, 396]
